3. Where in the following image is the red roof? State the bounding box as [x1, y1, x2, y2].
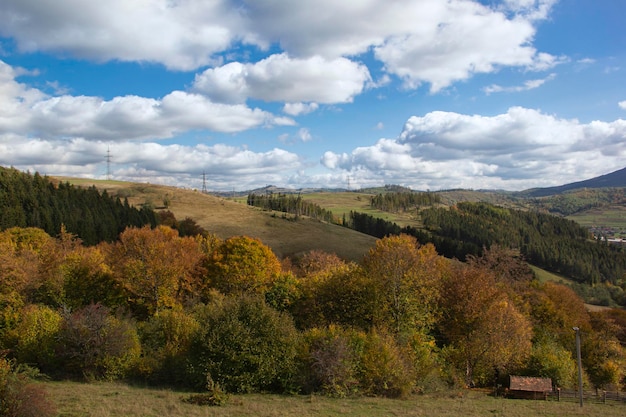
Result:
[509, 376, 552, 392]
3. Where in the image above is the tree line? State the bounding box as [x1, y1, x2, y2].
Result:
[247, 193, 338, 223]
[0, 167, 156, 245]
[369, 191, 441, 212]
[1, 226, 624, 407]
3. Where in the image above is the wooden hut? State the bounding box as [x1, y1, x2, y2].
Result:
[507, 376, 553, 399]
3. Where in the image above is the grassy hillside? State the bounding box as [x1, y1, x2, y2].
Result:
[60, 178, 376, 262]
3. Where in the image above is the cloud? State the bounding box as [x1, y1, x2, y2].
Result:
[283, 102, 319, 116]
[0, 59, 292, 140]
[373, 2, 558, 92]
[297, 128, 312, 142]
[321, 107, 626, 190]
[619, 101, 626, 110]
[0, 137, 302, 190]
[1, 0, 559, 92]
[245, 0, 560, 92]
[0, 0, 241, 70]
[193, 54, 371, 104]
[483, 73, 556, 94]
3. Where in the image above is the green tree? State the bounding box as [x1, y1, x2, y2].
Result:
[188, 296, 300, 393]
[13, 304, 63, 373]
[137, 309, 200, 386]
[524, 335, 578, 388]
[62, 246, 124, 309]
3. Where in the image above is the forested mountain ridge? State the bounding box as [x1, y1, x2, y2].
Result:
[0, 166, 157, 244]
[520, 166, 626, 197]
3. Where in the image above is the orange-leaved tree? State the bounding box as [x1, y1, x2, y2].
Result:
[439, 265, 533, 387]
[108, 226, 204, 317]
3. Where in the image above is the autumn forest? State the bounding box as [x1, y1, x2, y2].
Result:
[1, 167, 626, 415]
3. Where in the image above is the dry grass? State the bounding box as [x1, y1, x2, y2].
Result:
[58, 178, 377, 262]
[41, 381, 625, 417]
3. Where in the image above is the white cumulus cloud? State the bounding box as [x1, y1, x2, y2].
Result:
[0, 60, 292, 140]
[322, 107, 626, 190]
[193, 54, 371, 104]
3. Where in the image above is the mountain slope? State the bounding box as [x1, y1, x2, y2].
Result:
[521, 166, 626, 197]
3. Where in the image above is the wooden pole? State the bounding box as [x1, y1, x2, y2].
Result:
[573, 327, 583, 407]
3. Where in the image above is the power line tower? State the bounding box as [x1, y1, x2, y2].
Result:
[105, 147, 112, 180]
[202, 171, 208, 194]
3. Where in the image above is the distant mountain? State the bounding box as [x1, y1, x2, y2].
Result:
[520, 166, 626, 197]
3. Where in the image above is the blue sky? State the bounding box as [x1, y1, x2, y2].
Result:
[0, 0, 624, 191]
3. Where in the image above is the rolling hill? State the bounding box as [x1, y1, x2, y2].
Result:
[520, 166, 626, 197]
[59, 178, 377, 262]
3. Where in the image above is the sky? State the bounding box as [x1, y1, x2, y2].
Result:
[0, 0, 625, 192]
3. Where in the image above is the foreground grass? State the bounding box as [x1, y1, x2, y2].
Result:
[40, 381, 625, 417]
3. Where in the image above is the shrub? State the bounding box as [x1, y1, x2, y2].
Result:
[56, 303, 140, 380]
[14, 304, 62, 373]
[137, 309, 200, 386]
[0, 358, 56, 417]
[182, 377, 229, 406]
[188, 296, 300, 393]
[359, 328, 416, 398]
[302, 325, 365, 397]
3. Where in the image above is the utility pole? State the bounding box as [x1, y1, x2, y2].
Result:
[573, 326, 583, 407]
[202, 171, 208, 194]
[105, 147, 112, 180]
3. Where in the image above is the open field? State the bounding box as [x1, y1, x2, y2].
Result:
[568, 205, 626, 235]
[40, 381, 625, 417]
[299, 191, 422, 227]
[58, 178, 377, 262]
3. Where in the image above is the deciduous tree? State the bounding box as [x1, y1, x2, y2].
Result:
[440, 265, 533, 386]
[108, 226, 204, 316]
[204, 236, 281, 296]
[363, 235, 446, 335]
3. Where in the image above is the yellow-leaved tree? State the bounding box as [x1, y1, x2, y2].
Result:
[362, 234, 447, 336]
[204, 236, 281, 296]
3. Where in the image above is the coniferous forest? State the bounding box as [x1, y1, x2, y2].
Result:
[345, 202, 626, 290]
[0, 167, 157, 244]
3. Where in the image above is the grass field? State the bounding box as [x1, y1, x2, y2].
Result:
[568, 205, 626, 235]
[58, 178, 377, 262]
[40, 381, 625, 417]
[300, 191, 422, 228]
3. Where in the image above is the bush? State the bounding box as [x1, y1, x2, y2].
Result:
[137, 309, 200, 386]
[302, 325, 365, 397]
[188, 296, 300, 393]
[14, 304, 62, 373]
[182, 377, 229, 406]
[0, 358, 56, 417]
[359, 329, 416, 398]
[56, 303, 140, 380]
